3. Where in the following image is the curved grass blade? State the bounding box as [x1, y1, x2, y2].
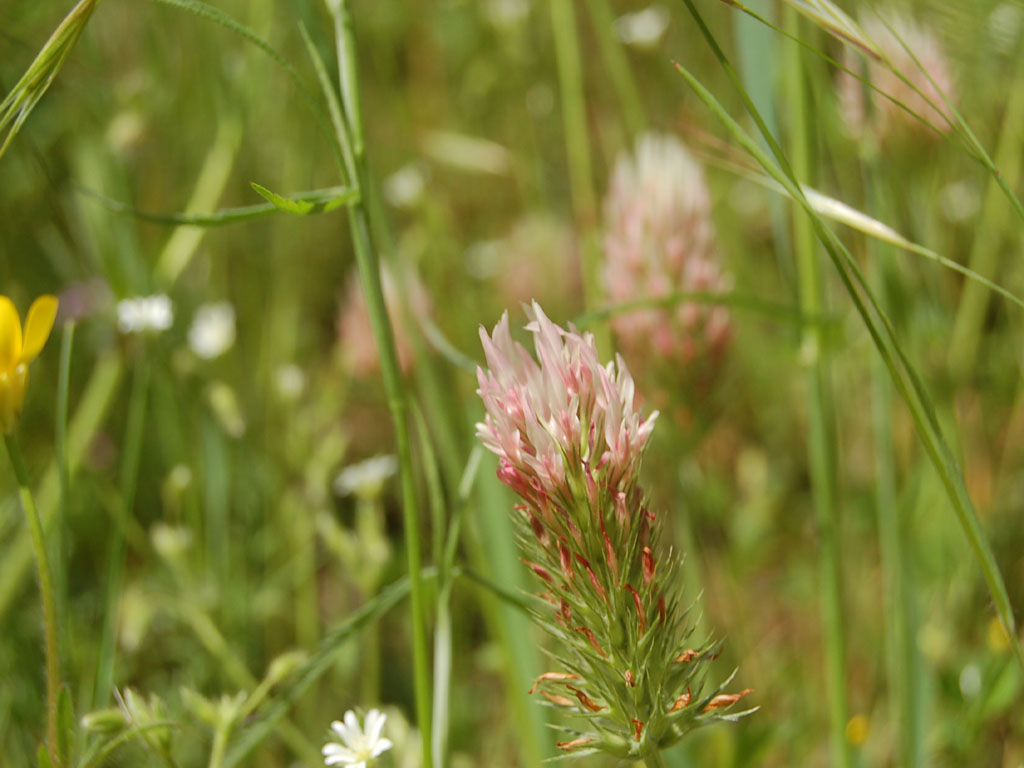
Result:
[676, 0, 1024, 675]
[77, 184, 356, 227]
[716, 0, 963, 145]
[0, 0, 101, 162]
[675, 134, 1024, 313]
[768, 182, 1024, 312]
[574, 291, 837, 329]
[148, 0, 344, 172]
[738, 0, 1024, 222]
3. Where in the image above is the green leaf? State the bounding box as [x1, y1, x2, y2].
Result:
[37, 745, 53, 768]
[249, 183, 313, 215]
[79, 184, 357, 227]
[249, 182, 357, 216]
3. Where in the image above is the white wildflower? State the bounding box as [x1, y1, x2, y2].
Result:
[274, 363, 307, 402]
[383, 163, 427, 209]
[323, 709, 393, 768]
[188, 301, 236, 360]
[614, 4, 670, 49]
[116, 295, 173, 334]
[959, 663, 981, 699]
[334, 455, 399, 500]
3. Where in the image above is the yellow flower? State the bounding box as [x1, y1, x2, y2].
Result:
[0, 294, 58, 433]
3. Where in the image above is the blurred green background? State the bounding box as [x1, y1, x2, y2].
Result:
[1, 0, 1023, 765]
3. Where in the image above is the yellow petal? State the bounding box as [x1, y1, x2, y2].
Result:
[0, 296, 23, 372]
[21, 295, 58, 364]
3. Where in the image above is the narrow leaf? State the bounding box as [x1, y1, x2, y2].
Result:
[250, 183, 313, 215]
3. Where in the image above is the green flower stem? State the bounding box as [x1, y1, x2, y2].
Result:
[54, 320, 75, 668]
[5, 432, 62, 768]
[785, 9, 851, 768]
[643, 747, 669, 768]
[207, 722, 230, 768]
[329, 4, 433, 765]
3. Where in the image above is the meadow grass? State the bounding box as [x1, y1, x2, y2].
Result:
[1, 0, 1023, 766]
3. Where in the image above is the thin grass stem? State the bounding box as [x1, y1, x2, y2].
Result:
[325, 4, 433, 764]
[785, 11, 851, 767]
[54, 320, 75, 670]
[5, 433, 63, 768]
[864, 165, 921, 768]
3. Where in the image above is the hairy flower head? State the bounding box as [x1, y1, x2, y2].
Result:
[602, 134, 732, 413]
[0, 294, 58, 433]
[477, 301, 656, 510]
[476, 302, 752, 758]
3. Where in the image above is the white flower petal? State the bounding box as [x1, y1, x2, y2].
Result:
[341, 710, 362, 745]
[370, 738, 393, 758]
[363, 709, 386, 744]
[323, 743, 358, 761]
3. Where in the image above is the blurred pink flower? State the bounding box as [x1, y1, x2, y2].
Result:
[836, 14, 956, 141]
[337, 265, 432, 378]
[602, 134, 731, 405]
[476, 301, 657, 510]
[468, 213, 582, 315]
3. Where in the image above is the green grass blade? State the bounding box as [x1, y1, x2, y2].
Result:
[574, 291, 836, 329]
[464, 470, 548, 764]
[0, 0, 100, 163]
[53, 321, 75, 675]
[297, 21, 354, 181]
[677, 0, 1024, 674]
[154, 117, 243, 285]
[785, 9, 850, 765]
[764, 181, 1024, 312]
[78, 183, 357, 227]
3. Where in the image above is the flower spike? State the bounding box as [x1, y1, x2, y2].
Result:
[476, 302, 751, 759]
